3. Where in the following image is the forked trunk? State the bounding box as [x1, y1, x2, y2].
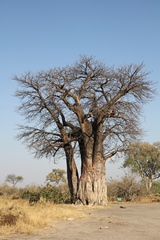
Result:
[77, 161, 107, 205]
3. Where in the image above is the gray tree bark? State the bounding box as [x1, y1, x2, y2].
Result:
[78, 162, 107, 205]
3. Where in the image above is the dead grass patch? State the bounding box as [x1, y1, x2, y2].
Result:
[0, 196, 86, 238]
[131, 194, 160, 203]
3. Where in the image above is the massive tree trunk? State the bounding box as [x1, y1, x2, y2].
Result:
[77, 118, 108, 205]
[77, 161, 107, 205]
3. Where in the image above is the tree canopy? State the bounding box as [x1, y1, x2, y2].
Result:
[5, 174, 24, 187]
[14, 56, 155, 205]
[46, 169, 67, 185]
[123, 142, 160, 192]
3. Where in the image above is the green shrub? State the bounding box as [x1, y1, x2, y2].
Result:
[40, 184, 70, 203]
[151, 181, 160, 194]
[21, 190, 30, 199]
[20, 184, 70, 204]
[29, 192, 41, 204]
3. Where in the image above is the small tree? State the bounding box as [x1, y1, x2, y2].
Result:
[5, 174, 24, 187]
[46, 169, 67, 186]
[123, 142, 160, 193]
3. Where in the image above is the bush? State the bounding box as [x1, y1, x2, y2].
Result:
[107, 175, 142, 201]
[117, 176, 141, 201]
[39, 184, 70, 204]
[29, 192, 41, 204]
[21, 184, 70, 204]
[21, 190, 30, 199]
[0, 184, 22, 198]
[107, 179, 119, 201]
[151, 181, 160, 194]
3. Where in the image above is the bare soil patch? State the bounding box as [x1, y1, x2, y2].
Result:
[3, 203, 160, 240]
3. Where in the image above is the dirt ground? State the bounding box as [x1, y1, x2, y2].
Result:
[4, 202, 160, 240]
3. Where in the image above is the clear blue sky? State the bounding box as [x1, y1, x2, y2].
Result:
[0, 0, 160, 186]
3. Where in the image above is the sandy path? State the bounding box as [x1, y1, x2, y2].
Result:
[5, 203, 160, 240]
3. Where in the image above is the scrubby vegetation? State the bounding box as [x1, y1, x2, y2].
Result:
[21, 184, 70, 204]
[107, 175, 160, 202]
[1, 175, 160, 205]
[0, 198, 86, 238]
[0, 176, 160, 238]
[0, 183, 74, 237]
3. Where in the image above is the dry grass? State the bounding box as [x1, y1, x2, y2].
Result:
[2, 195, 158, 238]
[132, 194, 160, 203]
[0, 196, 86, 238]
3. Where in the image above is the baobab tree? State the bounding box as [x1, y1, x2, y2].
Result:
[14, 56, 155, 205]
